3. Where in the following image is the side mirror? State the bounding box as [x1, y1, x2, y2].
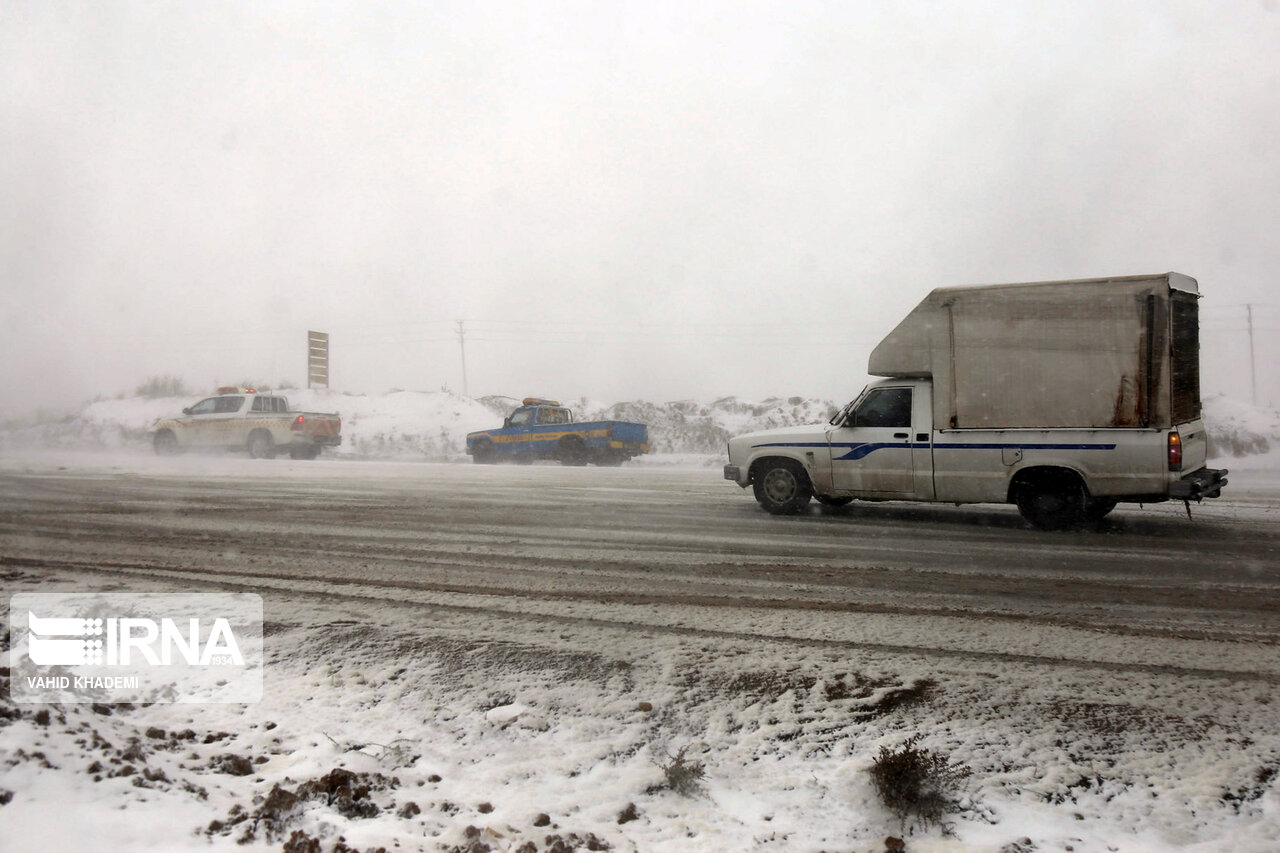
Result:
[182, 407, 192, 415]
[503, 417, 511, 428]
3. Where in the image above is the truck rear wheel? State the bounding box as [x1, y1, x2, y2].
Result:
[557, 437, 588, 466]
[1084, 497, 1117, 521]
[1015, 473, 1086, 530]
[248, 430, 275, 460]
[752, 459, 813, 515]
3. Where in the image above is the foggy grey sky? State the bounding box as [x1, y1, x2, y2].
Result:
[3, 1, 1279, 417]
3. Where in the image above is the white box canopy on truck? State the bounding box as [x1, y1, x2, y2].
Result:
[867, 272, 1201, 430]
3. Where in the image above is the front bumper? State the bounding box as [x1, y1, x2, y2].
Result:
[1169, 467, 1228, 500]
[724, 464, 747, 486]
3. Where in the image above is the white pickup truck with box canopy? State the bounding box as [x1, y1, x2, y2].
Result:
[723, 272, 1228, 529]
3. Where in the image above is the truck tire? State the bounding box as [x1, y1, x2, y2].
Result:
[1084, 497, 1117, 521]
[752, 459, 813, 515]
[247, 430, 275, 460]
[557, 437, 588, 466]
[153, 429, 179, 456]
[816, 495, 854, 507]
[471, 439, 497, 464]
[1015, 473, 1085, 530]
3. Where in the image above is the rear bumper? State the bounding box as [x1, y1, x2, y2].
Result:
[1169, 467, 1228, 500]
[297, 435, 342, 448]
[608, 439, 649, 454]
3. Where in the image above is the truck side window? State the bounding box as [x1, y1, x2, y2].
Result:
[188, 398, 218, 416]
[251, 397, 268, 412]
[510, 409, 532, 427]
[853, 388, 912, 428]
[214, 396, 244, 414]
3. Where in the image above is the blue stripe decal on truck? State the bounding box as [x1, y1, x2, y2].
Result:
[752, 441, 1118, 461]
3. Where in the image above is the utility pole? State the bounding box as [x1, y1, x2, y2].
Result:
[456, 319, 470, 398]
[1247, 304, 1256, 406]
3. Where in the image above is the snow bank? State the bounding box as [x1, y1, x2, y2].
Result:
[1202, 393, 1280, 468]
[1, 390, 1276, 467]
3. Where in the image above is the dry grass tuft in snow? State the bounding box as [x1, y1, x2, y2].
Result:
[869, 733, 973, 834]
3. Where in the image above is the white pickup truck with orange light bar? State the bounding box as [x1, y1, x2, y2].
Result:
[724, 273, 1228, 529]
[151, 388, 342, 460]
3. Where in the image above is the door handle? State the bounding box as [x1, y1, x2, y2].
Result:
[893, 432, 909, 439]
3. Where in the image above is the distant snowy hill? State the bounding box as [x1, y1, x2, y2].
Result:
[1, 389, 1276, 466]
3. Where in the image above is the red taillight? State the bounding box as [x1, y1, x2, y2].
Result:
[292, 415, 305, 431]
[1168, 431, 1183, 471]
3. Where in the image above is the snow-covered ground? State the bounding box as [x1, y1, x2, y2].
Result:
[4, 540, 1279, 853]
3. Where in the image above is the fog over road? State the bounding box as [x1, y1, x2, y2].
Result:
[3, 454, 1277, 682]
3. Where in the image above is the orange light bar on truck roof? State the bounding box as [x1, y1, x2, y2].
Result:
[521, 397, 561, 406]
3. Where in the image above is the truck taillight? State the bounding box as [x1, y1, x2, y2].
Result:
[1168, 431, 1183, 471]
[292, 415, 305, 431]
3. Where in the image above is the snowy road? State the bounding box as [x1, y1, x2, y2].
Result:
[2, 451, 1279, 851]
[3, 452, 1278, 679]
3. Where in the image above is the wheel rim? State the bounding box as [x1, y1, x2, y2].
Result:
[762, 468, 798, 504]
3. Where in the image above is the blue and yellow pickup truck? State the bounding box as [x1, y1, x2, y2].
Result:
[466, 398, 649, 466]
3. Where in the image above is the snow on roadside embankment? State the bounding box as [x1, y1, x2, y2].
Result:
[0, 391, 841, 461]
[1203, 393, 1280, 468]
[1, 390, 1277, 467]
[3, 569, 1278, 853]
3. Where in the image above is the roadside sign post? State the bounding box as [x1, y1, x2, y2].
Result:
[307, 331, 329, 389]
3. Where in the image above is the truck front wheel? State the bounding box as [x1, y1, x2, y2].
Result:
[1015, 473, 1086, 530]
[752, 459, 813, 515]
[153, 430, 179, 456]
[471, 439, 497, 464]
